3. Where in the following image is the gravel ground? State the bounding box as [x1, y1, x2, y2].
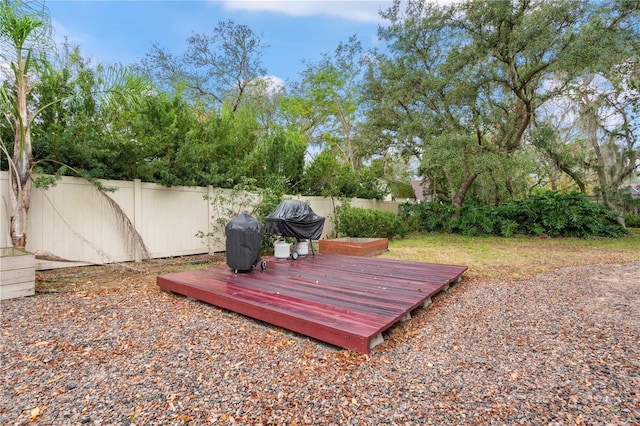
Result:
[1, 261, 639, 425]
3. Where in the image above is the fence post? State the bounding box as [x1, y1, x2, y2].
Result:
[133, 179, 142, 262]
[207, 185, 214, 254]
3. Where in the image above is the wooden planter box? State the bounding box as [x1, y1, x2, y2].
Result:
[1, 247, 35, 300]
[319, 237, 389, 256]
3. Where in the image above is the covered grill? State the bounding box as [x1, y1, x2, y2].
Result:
[225, 212, 266, 273]
[265, 200, 325, 258]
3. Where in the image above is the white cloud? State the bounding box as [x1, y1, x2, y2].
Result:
[261, 75, 286, 93]
[218, 0, 461, 24]
[249, 75, 287, 94]
[219, 0, 392, 23]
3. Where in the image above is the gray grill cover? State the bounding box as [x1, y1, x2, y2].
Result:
[225, 212, 262, 271]
[265, 200, 325, 240]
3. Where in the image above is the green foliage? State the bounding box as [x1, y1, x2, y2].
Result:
[452, 205, 496, 237]
[30, 44, 181, 184]
[243, 128, 307, 193]
[31, 46, 101, 174]
[292, 34, 364, 167]
[197, 178, 285, 253]
[174, 103, 258, 187]
[388, 181, 416, 199]
[624, 213, 640, 228]
[7, 0, 635, 232]
[465, 148, 538, 206]
[29, 48, 310, 193]
[495, 191, 626, 238]
[622, 190, 640, 215]
[355, 167, 388, 200]
[401, 191, 627, 238]
[400, 200, 457, 233]
[418, 133, 482, 204]
[364, 0, 638, 211]
[300, 150, 340, 197]
[333, 203, 406, 240]
[32, 57, 302, 191]
[140, 19, 268, 111]
[301, 150, 387, 199]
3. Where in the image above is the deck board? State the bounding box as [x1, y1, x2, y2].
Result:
[157, 253, 467, 354]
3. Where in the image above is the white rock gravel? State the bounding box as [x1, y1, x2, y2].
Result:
[1, 262, 638, 425]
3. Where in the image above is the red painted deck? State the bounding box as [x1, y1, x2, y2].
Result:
[157, 253, 467, 354]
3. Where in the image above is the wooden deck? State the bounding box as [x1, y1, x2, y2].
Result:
[157, 253, 467, 354]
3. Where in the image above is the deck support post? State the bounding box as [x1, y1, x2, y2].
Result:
[369, 333, 384, 350]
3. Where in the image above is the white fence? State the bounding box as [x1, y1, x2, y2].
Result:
[0, 172, 401, 270]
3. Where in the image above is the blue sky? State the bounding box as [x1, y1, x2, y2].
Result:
[46, 0, 393, 83]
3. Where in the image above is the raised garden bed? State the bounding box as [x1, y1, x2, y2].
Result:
[319, 237, 388, 256]
[1, 247, 35, 300]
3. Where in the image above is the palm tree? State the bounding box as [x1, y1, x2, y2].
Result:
[0, 0, 52, 249]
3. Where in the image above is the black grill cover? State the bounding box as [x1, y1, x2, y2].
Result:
[265, 200, 325, 240]
[225, 212, 262, 271]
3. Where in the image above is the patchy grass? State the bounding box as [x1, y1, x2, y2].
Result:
[381, 229, 640, 281]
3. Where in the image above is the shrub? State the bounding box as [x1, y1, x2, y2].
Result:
[399, 200, 457, 233]
[401, 191, 627, 238]
[624, 213, 640, 228]
[452, 205, 498, 236]
[497, 191, 627, 238]
[334, 204, 406, 240]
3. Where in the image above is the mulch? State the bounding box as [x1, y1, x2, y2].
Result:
[1, 258, 639, 425]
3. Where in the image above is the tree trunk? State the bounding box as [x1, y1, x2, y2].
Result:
[337, 108, 355, 170]
[451, 172, 478, 219]
[10, 60, 34, 250]
[9, 177, 31, 249]
[585, 107, 613, 211]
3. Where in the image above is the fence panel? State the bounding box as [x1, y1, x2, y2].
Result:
[138, 181, 211, 258]
[1, 172, 401, 269]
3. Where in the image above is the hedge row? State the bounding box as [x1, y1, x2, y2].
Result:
[331, 191, 627, 240]
[400, 191, 627, 238]
[333, 204, 407, 240]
